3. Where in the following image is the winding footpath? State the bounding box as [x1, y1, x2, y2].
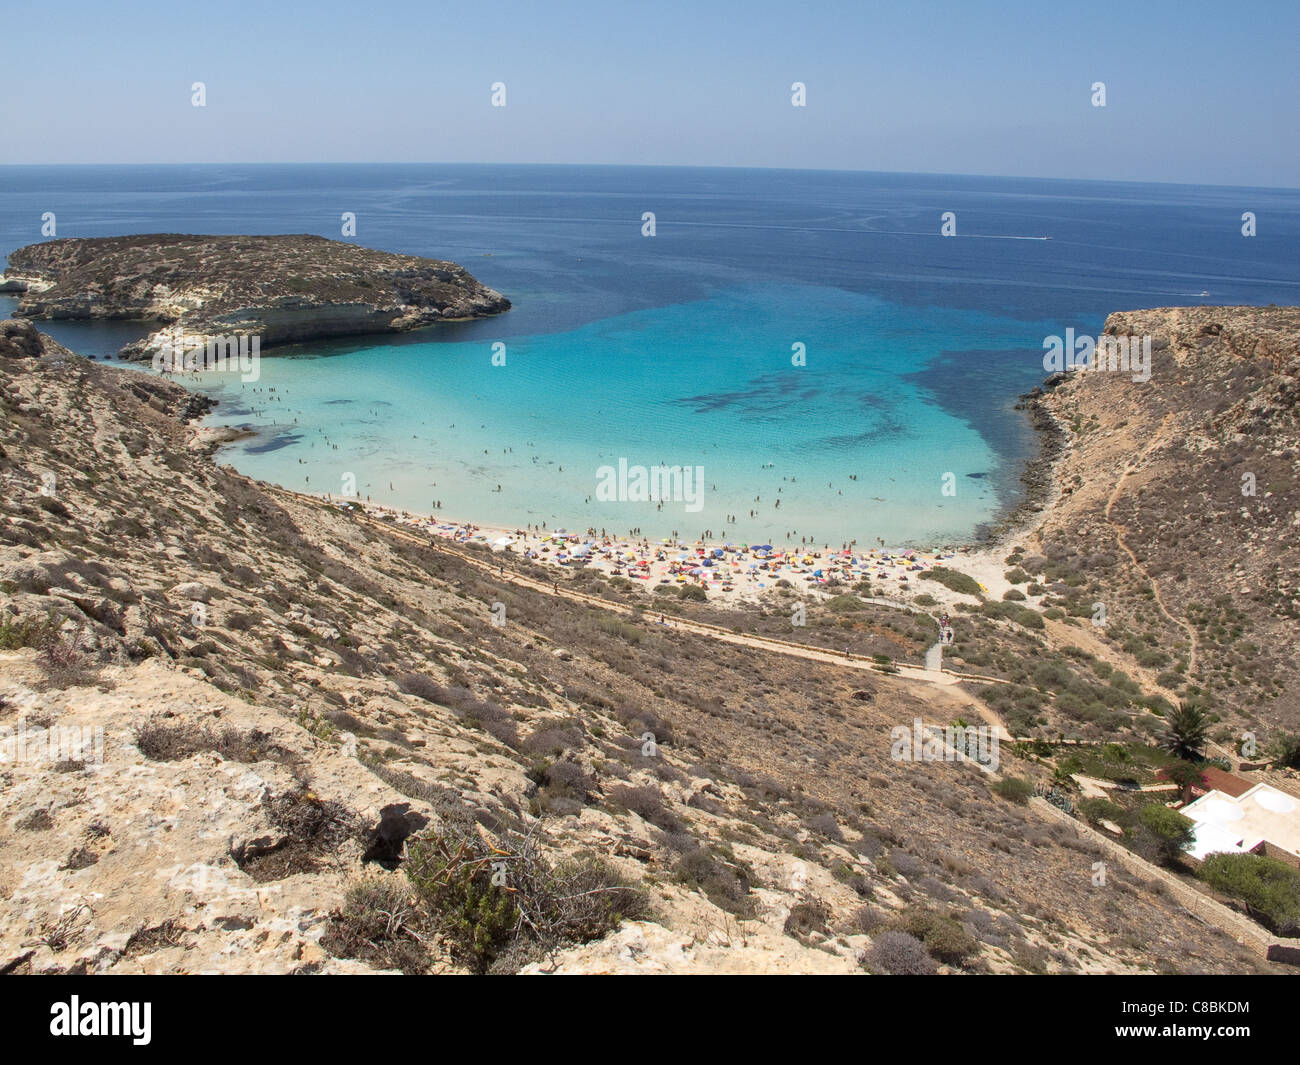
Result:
[275, 488, 1015, 732]
[1103, 412, 1200, 677]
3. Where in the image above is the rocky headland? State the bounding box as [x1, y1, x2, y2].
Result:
[1026, 306, 1299, 730]
[2, 234, 510, 360]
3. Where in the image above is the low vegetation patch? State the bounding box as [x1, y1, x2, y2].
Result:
[673, 845, 757, 918]
[864, 930, 937, 975]
[992, 776, 1034, 805]
[134, 716, 291, 763]
[1196, 852, 1300, 936]
[320, 879, 430, 975]
[919, 568, 983, 597]
[231, 787, 358, 882]
[893, 904, 978, 965]
[0, 610, 58, 650]
[400, 821, 649, 973]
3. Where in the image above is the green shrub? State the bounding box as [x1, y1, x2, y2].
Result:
[1196, 852, 1300, 936]
[919, 568, 983, 597]
[1131, 803, 1194, 865]
[992, 777, 1034, 805]
[595, 615, 645, 643]
[1031, 661, 1072, 691]
[0, 611, 58, 650]
[1077, 797, 1126, 826]
[1269, 732, 1300, 769]
[981, 601, 1045, 630]
[403, 823, 648, 972]
[895, 905, 977, 965]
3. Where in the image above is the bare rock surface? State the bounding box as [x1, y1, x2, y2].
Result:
[4, 234, 510, 359]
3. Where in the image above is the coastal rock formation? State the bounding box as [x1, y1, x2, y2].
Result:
[1032, 305, 1300, 729]
[3, 234, 510, 360]
[0, 319, 74, 362]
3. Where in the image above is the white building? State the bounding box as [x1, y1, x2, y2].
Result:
[1182, 782, 1300, 868]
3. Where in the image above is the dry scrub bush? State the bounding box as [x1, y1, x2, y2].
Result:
[400, 819, 648, 973]
[865, 931, 937, 975]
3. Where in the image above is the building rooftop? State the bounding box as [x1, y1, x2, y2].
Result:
[1183, 782, 1300, 863]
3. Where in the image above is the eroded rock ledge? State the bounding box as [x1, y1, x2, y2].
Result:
[3, 233, 511, 359]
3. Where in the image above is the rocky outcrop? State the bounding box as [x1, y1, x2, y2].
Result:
[0, 319, 74, 362]
[3, 234, 510, 360]
[1033, 305, 1300, 727]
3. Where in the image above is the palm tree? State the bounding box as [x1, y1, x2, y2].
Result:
[1163, 759, 1208, 804]
[1160, 702, 1209, 761]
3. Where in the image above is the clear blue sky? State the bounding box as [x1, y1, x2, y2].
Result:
[3, 0, 1296, 186]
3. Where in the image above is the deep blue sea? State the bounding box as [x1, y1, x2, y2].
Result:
[3, 164, 1298, 545]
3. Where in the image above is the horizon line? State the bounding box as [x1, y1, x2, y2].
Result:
[2, 160, 1296, 195]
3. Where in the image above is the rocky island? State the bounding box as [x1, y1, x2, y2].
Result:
[1, 233, 510, 359]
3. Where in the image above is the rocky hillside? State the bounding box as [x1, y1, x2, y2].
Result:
[1021, 306, 1299, 737]
[3, 234, 510, 359]
[0, 320, 1283, 975]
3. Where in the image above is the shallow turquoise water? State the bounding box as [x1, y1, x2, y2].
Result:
[6, 163, 1297, 545]
[193, 283, 1055, 546]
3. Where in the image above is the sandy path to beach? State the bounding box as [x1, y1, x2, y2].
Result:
[1103, 412, 1200, 676]
[279, 489, 1015, 737]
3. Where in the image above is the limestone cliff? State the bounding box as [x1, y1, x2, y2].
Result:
[3, 234, 510, 360]
[1028, 306, 1299, 730]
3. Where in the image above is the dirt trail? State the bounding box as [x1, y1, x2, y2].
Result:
[277, 490, 1015, 728]
[1102, 412, 1199, 677]
[1041, 616, 1180, 708]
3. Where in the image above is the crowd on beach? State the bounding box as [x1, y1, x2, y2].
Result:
[329, 498, 980, 606]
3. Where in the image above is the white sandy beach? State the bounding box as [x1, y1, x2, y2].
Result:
[321, 496, 1025, 612]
